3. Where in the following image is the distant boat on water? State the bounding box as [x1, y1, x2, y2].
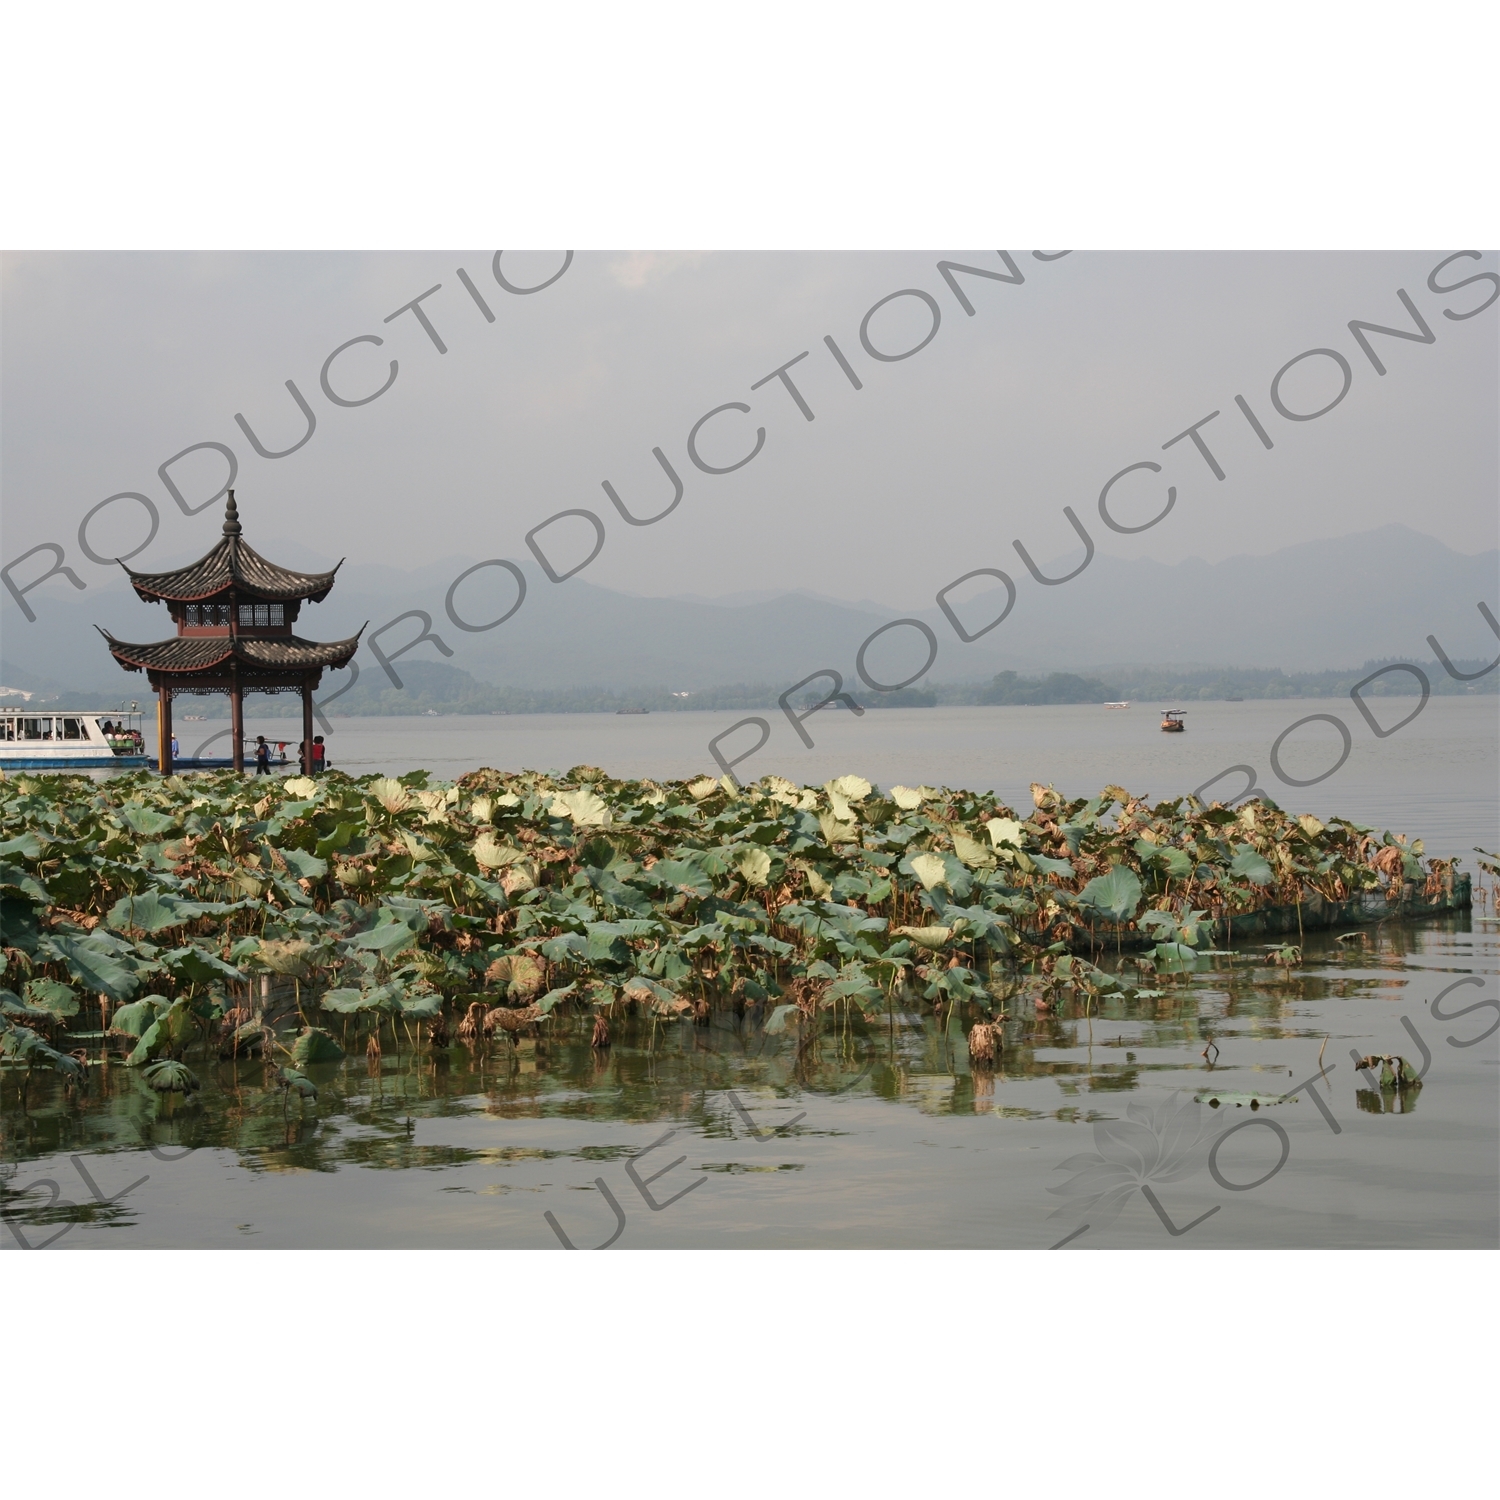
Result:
[1104, 701, 1130, 709]
[616, 708, 650, 715]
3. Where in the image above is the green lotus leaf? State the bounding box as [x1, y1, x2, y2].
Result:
[277, 1066, 318, 1098]
[1076, 866, 1143, 922]
[43, 933, 140, 1001]
[111, 997, 166, 1036]
[159, 945, 244, 987]
[0, 862, 49, 903]
[142, 1058, 200, 1093]
[319, 987, 369, 1014]
[25, 978, 79, 1018]
[278, 847, 328, 880]
[536, 983, 577, 1015]
[291, 1026, 345, 1064]
[1230, 845, 1274, 886]
[105, 890, 202, 934]
[117, 805, 180, 838]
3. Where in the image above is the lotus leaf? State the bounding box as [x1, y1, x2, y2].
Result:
[507, 954, 547, 999]
[254, 938, 316, 976]
[291, 1026, 345, 1064]
[319, 987, 370, 1014]
[367, 777, 412, 813]
[621, 974, 688, 1014]
[892, 925, 953, 949]
[106, 890, 201, 934]
[1, 993, 54, 1026]
[951, 832, 995, 869]
[43, 933, 140, 1001]
[277, 1066, 318, 1098]
[908, 853, 948, 891]
[282, 777, 318, 798]
[1076, 866, 1142, 922]
[142, 1058, 200, 1093]
[536, 983, 578, 1015]
[25, 978, 79, 1018]
[473, 834, 524, 869]
[1230, 845, 1274, 886]
[160, 945, 244, 987]
[278, 847, 328, 880]
[827, 775, 872, 802]
[735, 847, 773, 887]
[111, 997, 166, 1036]
[985, 817, 1024, 849]
[550, 788, 610, 826]
[117, 805, 180, 837]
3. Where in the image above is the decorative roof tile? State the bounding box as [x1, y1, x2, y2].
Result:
[120, 493, 342, 603]
[99, 628, 364, 676]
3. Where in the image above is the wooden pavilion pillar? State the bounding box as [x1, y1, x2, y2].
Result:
[301, 680, 315, 774]
[230, 668, 245, 772]
[158, 685, 174, 775]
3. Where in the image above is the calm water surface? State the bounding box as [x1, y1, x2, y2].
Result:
[4, 923, 1496, 1250]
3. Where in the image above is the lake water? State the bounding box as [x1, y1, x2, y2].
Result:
[215, 696, 1498, 859]
[4, 922, 1496, 1250]
[8, 693, 1494, 1250]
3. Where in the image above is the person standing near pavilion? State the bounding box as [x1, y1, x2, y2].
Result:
[312, 735, 326, 774]
[97, 491, 363, 777]
[254, 735, 271, 774]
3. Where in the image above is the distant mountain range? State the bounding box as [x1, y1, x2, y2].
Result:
[4, 523, 1495, 701]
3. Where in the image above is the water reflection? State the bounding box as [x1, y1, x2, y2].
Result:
[0, 917, 1488, 1204]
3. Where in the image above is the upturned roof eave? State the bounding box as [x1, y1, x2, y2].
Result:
[96, 625, 364, 676]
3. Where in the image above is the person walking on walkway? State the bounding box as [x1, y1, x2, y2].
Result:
[254, 735, 271, 775]
[312, 735, 326, 774]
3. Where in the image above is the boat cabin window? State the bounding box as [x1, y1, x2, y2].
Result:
[60, 716, 84, 739]
[184, 602, 232, 626]
[11, 717, 52, 739]
[238, 602, 284, 627]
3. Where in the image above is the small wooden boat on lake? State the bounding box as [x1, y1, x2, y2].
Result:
[1160, 709, 1186, 732]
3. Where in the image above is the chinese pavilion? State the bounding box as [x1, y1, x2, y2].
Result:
[99, 492, 363, 774]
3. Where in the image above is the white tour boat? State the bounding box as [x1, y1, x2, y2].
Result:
[0, 708, 151, 770]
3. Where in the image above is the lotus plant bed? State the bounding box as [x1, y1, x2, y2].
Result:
[0, 765, 1472, 1098]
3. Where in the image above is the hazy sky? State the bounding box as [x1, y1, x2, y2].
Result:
[2, 250, 1496, 636]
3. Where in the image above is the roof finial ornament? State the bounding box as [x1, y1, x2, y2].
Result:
[223, 489, 242, 537]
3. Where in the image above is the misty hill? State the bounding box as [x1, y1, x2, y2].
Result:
[4, 524, 1495, 698]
